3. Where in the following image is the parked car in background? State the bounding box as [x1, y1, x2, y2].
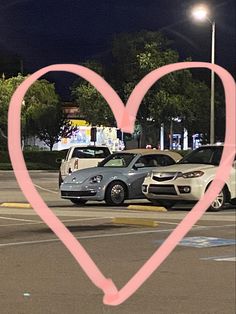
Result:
[60, 149, 182, 206]
[142, 145, 236, 211]
[58, 145, 112, 186]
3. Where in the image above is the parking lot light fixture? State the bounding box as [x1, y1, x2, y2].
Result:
[192, 5, 208, 21]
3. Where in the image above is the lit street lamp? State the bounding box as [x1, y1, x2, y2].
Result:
[191, 4, 215, 144]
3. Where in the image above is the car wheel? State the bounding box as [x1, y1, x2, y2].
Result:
[208, 188, 227, 211]
[70, 199, 87, 205]
[105, 181, 126, 206]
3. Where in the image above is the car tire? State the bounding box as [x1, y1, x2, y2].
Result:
[105, 181, 126, 206]
[70, 199, 87, 206]
[208, 187, 227, 212]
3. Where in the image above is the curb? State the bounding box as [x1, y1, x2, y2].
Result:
[0, 203, 32, 209]
[112, 217, 158, 227]
[127, 205, 167, 212]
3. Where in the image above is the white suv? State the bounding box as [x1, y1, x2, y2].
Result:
[58, 145, 112, 186]
[142, 145, 236, 211]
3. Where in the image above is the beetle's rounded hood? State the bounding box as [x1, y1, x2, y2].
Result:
[62, 166, 127, 184]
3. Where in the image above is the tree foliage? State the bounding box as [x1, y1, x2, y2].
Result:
[112, 32, 211, 146]
[71, 61, 116, 127]
[71, 31, 212, 147]
[0, 74, 76, 150]
[27, 102, 77, 151]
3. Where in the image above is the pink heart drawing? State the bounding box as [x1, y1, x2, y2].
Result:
[8, 62, 235, 306]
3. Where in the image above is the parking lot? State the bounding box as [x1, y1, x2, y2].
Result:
[0, 171, 235, 314]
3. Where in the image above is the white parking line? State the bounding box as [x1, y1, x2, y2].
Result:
[34, 184, 58, 194]
[201, 255, 236, 261]
[61, 217, 112, 223]
[0, 228, 174, 248]
[214, 257, 236, 262]
[0, 222, 42, 227]
[0, 217, 111, 227]
[0, 224, 235, 248]
[157, 220, 201, 226]
[0, 216, 39, 223]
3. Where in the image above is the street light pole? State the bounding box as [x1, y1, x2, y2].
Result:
[191, 5, 216, 144]
[210, 20, 215, 144]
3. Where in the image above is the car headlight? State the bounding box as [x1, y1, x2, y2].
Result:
[89, 175, 103, 183]
[182, 171, 204, 179]
[145, 172, 152, 179]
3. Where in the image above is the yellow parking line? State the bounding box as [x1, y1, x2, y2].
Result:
[112, 217, 158, 227]
[127, 205, 167, 212]
[0, 203, 32, 209]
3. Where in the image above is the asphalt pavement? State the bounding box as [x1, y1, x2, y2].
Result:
[0, 171, 235, 314]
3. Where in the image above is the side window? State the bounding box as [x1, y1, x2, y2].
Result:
[71, 147, 110, 159]
[94, 148, 110, 158]
[193, 149, 213, 163]
[211, 149, 223, 165]
[136, 156, 150, 167]
[155, 155, 175, 166]
[136, 155, 160, 167]
[136, 155, 176, 167]
[65, 149, 71, 161]
[72, 149, 87, 158]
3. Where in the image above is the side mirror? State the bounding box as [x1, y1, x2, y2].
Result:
[134, 162, 145, 169]
[56, 158, 63, 164]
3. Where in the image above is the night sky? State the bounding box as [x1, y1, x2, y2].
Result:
[0, 0, 235, 99]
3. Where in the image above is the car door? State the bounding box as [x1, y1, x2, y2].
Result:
[129, 155, 161, 198]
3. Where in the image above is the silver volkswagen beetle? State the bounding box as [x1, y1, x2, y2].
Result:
[60, 149, 182, 206]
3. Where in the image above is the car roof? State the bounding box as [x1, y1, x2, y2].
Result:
[123, 149, 182, 161]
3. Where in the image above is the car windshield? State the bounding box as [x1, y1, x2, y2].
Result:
[98, 153, 135, 168]
[178, 146, 223, 165]
[71, 147, 110, 159]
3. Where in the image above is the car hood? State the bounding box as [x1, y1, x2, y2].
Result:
[62, 166, 125, 184]
[151, 163, 216, 174]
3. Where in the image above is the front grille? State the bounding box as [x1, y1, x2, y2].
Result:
[148, 184, 177, 195]
[152, 172, 181, 182]
[61, 190, 96, 197]
[153, 176, 175, 182]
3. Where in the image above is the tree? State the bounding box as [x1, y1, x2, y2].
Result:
[71, 61, 116, 127]
[71, 31, 212, 147]
[111, 31, 211, 147]
[27, 102, 77, 151]
[23, 79, 78, 151]
[0, 74, 76, 151]
[0, 74, 25, 148]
